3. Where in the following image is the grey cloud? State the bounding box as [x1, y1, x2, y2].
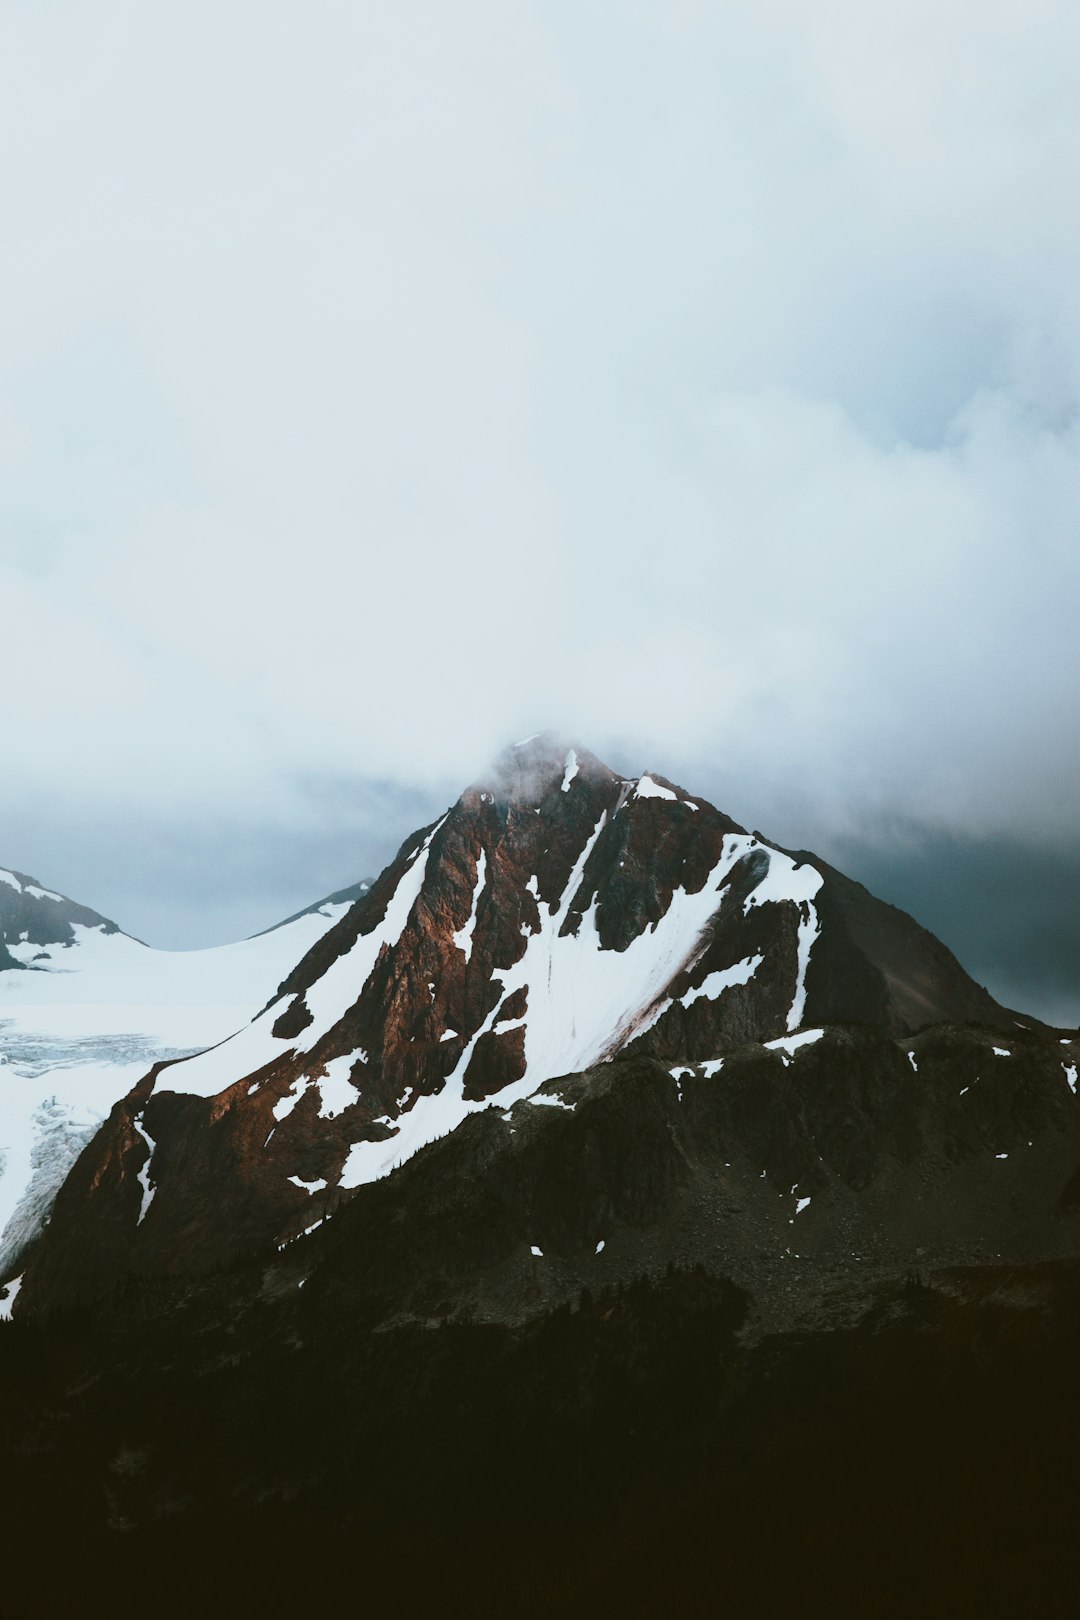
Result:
[827, 826, 1080, 1031]
[0, 0, 1076, 1001]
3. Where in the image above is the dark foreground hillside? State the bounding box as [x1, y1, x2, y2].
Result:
[5, 1016, 1080, 1617]
[2, 1253, 1080, 1618]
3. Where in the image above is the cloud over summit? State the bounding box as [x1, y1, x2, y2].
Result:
[1, 0, 1077, 955]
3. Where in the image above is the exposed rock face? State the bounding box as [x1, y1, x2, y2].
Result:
[0, 867, 123, 970]
[17, 736, 1036, 1310]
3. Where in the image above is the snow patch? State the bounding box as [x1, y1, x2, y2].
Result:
[635, 774, 677, 802]
[288, 1175, 328, 1194]
[744, 852, 824, 1032]
[529, 1092, 574, 1111]
[132, 1113, 156, 1225]
[765, 1028, 825, 1064]
[680, 954, 762, 1010]
[316, 1053, 364, 1119]
[560, 750, 579, 792]
[795, 1197, 811, 1215]
[530, 1245, 543, 1257]
[0, 1274, 22, 1320]
[992, 1047, 1010, 1058]
[273, 1084, 306, 1124]
[452, 849, 487, 965]
[1065, 1064, 1077, 1095]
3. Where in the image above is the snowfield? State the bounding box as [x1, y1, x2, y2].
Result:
[0, 902, 351, 1274]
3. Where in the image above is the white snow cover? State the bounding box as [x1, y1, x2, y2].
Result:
[452, 849, 487, 965]
[560, 750, 579, 793]
[1065, 1064, 1077, 1095]
[744, 852, 824, 1032]
[529, 1092, 574, 1111]
[315, 1052, 366, 1119]
[271, 1086, 303, 1126]
[0, 1274, 21, 1321]
[795, 1197, 811, 1215]
[0, 896, 353, 1270]
[679, 954, 763, 1010]
[0, 905, 351, 1040]
[288, 1175, 328, 1194]
[530, 1245, 543, 1257]
[132, 1113, 156, 1226]
[908, 1052, 918, 1072]
[765, 1028, 825, 1064]
[992, 1047, 1010, 1057]
[634, 775, 677, 803]
[595, 1240, 605, 1254]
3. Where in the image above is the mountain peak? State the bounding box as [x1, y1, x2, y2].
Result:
[476, 732, 616, 807]
[13, 747, 1030, 1310]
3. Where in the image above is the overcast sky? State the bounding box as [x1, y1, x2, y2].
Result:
[1, 1, 1078, 1021]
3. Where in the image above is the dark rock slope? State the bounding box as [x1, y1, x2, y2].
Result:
[4, 1020, 1080, 1617]
[14, 735, 1052, 1314]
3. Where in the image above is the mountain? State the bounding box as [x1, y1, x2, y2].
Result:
[0, 868, 370, 1280]
[3, 741, 1079, 1618]
[12, 734, 1046, 1314]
